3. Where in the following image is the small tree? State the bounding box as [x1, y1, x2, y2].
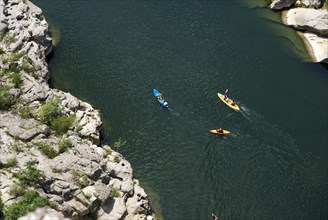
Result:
[13, 163, 45, 186]
[38, 99, 62, 125]
[0, 86, 15, 110]
[4, 191, 49, 220]
[51, 115, 76, 135]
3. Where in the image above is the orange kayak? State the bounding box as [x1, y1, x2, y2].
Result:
[210, 129, 230, 135]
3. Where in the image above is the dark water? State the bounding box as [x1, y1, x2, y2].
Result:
[33, 1, 327, 219]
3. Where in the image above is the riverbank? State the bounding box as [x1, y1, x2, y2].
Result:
[269, 0, 328, 63]
[0, 0, 156, 219]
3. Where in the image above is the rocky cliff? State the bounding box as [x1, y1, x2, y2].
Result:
[269, 0, 328, 63]
[0, 0, 155, 219]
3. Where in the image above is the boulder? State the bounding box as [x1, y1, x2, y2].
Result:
[21, 74, 50, 102]
[0, 112, 49, 141]
[269, 0, 297, 10]
[295, 0, 323, 8]
[283, 8, 328, 37]
[126, 184, 152, 218]
[18, 207, 66, 220]
[302, 32, 328, 63]
[98, 197, 127, 220]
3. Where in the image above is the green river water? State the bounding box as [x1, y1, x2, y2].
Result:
[33, 1, 327, 219]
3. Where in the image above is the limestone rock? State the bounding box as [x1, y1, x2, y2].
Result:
[302, 32, 328, 63]
[295, 0, 323, 8]
[18, 208, 67, 220]
[126, 184, 152, 218]
[21, 74, 50, 102]
[284, 8, 328, 37]
[269, 0, 297, 10]
[77, 101, 102, 145]
[0, 112, 49, 141]
[98, 197, 127, 220]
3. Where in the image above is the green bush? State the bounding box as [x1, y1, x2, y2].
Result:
[110, 187, 120, 198]
[0, 195, 4, 218]
[10, 143, 24, 152]
[0, 86, 15, 110]
[8, 184, 26, 197]
[10, 72, 22, 88]
[22, 63, 40, 73]
[52, 167, 61, 173]
[70, 169, 90, 187]
[4, 157, 18, 168]
[31, 72, 40, 79]
[36, 142, 59, 159]
[58, 138, 72, 153]
[18, 106, 31, 119]
[10, 51, 25, 62]
[13, 163, 44, 186]
[51, 115, 76, 135]
[7, 63, 21, 74]
[4, 190, 49, 220]
[114, 156, 121, 163]
[38, 99, 62, 125]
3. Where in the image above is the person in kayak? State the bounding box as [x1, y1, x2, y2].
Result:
[216, 128, 224, 134]
[156, 94, 163, 99]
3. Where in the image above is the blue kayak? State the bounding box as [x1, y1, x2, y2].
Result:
[153, 88, 169, 108]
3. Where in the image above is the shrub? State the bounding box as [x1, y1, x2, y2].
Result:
[51, 115, 76, 135]
[10, 51, 25, 62]
[0, 195, 4, 218]
[10, 72, 22, 88]
[52, 167, 61, 173]
[22, 63, 40, 73]
[8, 184, 26, 197]
[110, 187, 120, 198]
[4, 157, 18, 168]
[13, 163, 44, 186]
[103, 148, 112, 158]
[31, 72, 40, 79]
[114, 156, 121, 163]
[36, 142, 59, 159]
[0, 86, 15, 110]
[7, 63, 21, 74]
[38, 99, 62, 125]
[58, 138, 72, 153]
[10, 143, 24, 152]
[70, 169, 90, 187]
[18, 106, 31, 119]
[4, 190, 49, 220]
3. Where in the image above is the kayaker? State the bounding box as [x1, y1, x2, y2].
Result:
[216, 128, 224, 134]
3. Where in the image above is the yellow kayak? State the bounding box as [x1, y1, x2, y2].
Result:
[217, 93, 240, 111]
[210, 129, 230, 135]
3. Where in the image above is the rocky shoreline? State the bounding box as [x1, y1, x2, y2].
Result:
[269, 0, 328, 63]
[0, 0, 156, 219]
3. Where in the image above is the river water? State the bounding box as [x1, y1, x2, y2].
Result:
[33, 1, 327, 219]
